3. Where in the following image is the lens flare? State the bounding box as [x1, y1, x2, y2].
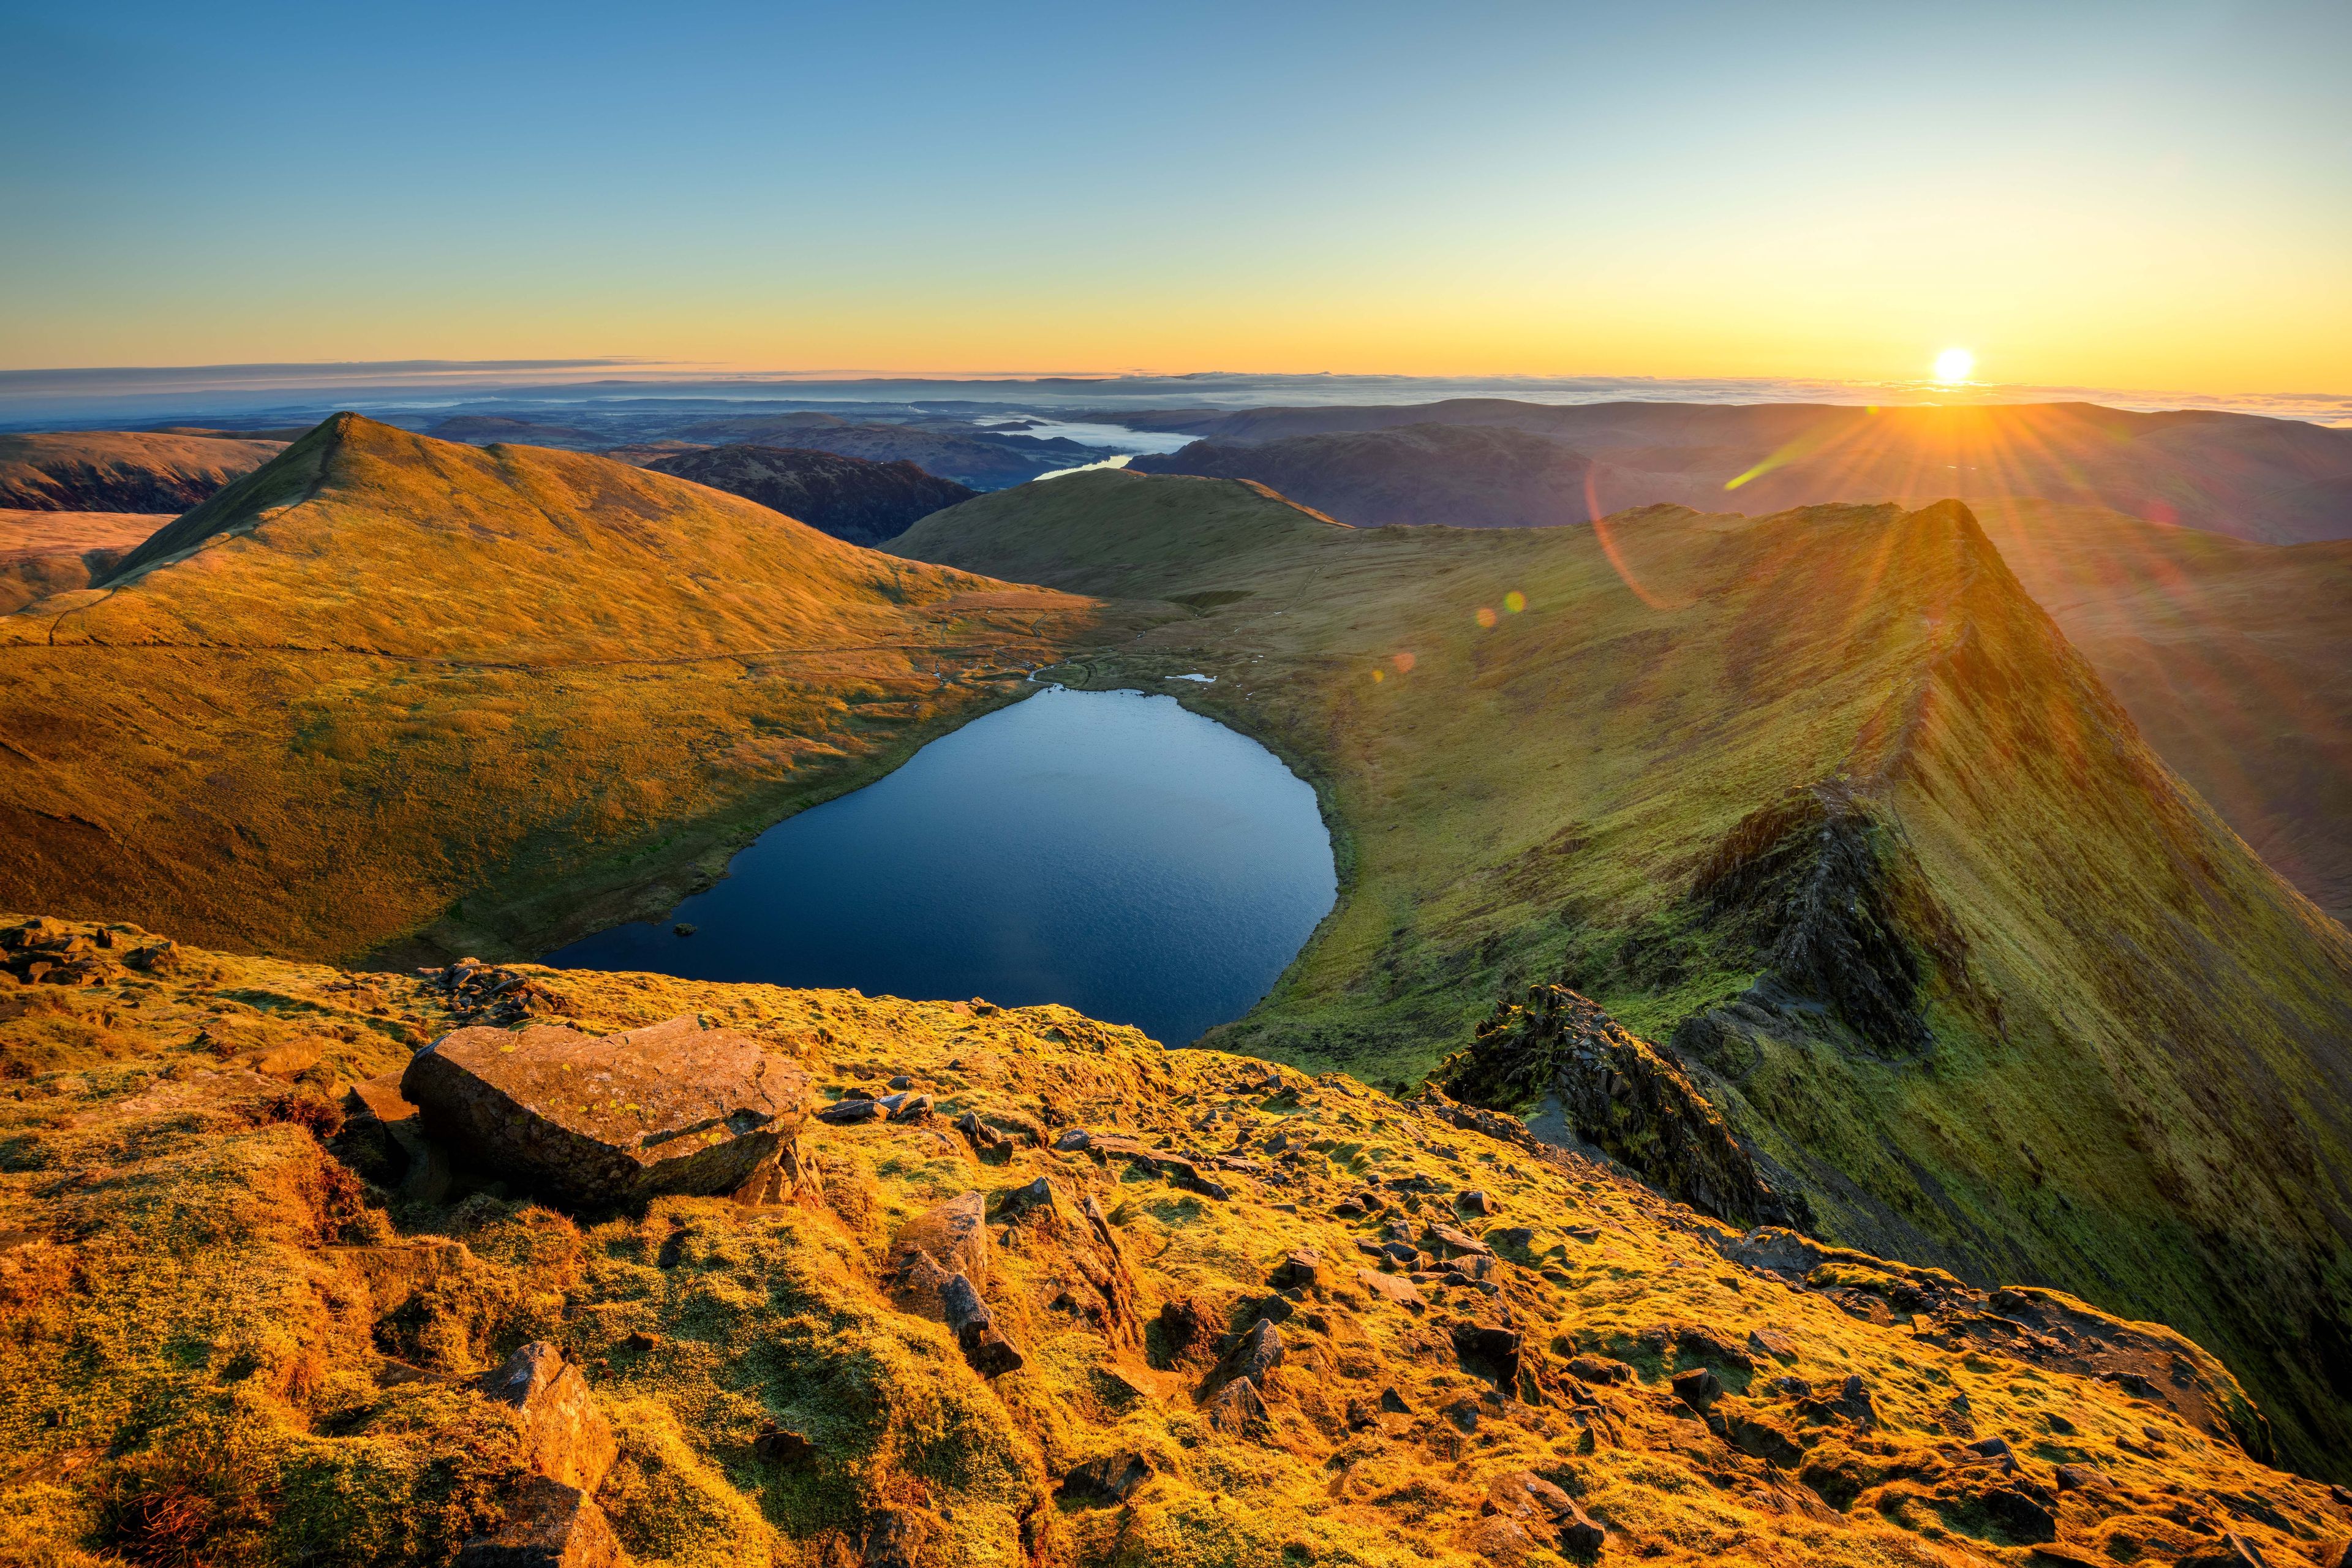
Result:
[1503, 591, 1526, 614]
[1934, 347, 1975, 383]
[1392, 651, 1416, 674]
[1474, 606, 1498, 628]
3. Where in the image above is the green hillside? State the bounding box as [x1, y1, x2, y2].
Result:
[892, 468, 2352, 1477]
[0, 415, 1132, 965]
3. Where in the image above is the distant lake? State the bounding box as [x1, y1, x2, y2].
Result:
[545, 686, 1338, 1045]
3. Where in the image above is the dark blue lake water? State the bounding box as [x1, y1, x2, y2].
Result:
[545, 686, 1338, 1045]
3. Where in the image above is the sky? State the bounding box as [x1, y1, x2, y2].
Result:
[3, 0, 2348, 394]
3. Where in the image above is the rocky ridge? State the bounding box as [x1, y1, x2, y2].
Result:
[2, 916, 2348, 1567]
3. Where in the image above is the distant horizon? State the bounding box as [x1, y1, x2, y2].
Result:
[4, 360, 2348, 431]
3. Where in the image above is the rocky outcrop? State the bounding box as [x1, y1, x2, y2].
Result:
[1435, 985, 1796, 1228]
[400, 1016, 812, 1207]
[3, 917, 179, 988]
[644, 444, 976, 547]
[460, 1343, 627, 1566]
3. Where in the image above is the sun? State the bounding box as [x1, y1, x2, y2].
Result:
[1933, 347, 1976, 383]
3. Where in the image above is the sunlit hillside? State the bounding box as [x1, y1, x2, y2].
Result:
[893, 469, 2352, 1475]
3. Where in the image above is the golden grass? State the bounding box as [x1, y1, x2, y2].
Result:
[2, 921, 2343, 1566]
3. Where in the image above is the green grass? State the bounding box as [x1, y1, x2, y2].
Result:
[895, 470, 2352, 1477]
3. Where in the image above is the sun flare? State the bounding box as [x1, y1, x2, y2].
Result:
[1934, 346, 1976, 383]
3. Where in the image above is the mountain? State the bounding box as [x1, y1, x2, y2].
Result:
[1132, 423, 1599, 528]
[0, 428, 285, 511]
[673, 413, 1115, 490]
[892, 469, 2352, 1476]
[1973, 500, 2352, 921]
[425, 413, 602, 446]
[0, 413, 1117, 965]
[1114, 399, 2352, 544]
[3, 916, 2343, 1567]
[643, 443, 976, 546]
[0, 509, 171, 614]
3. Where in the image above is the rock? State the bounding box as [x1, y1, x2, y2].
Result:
[859, 1507, 930, 1568]
[672, 923, 696, 938]
[1054, 1127, 1094, 1152]
[1269, 1249, 1321, 1290]
[1425, 1224, 1493, 1257]
[1567, 1355, 1629, 1386]
[1977, 1486, 2057, 1544]
[2051, 1463, 2113, 1491]
[1379, 1386, 1412, 1414]
[954, 1109, 1013, 1158]
[818, 1096, 883, 1124]
[456, 1477, 628, 1567]
[1058, 1450, 1155, 1506]
[2178, 1536, 2274, 1568]
[1452, 1323, 1523, 1389]
[482, 1342, 618, 1495]
[1670, 1366, 1722, 1410]
[401, 1017, 811, 1206]
[1724, 1412, 1803, 1468]
[1355, 1268, 1424, 1308]
[1746, 1325, 1800, 1362]
[1965, 1435, 2012, 1461]
[1557, 1502, 1606, 1555]
[1487, 1226, 1536, 1253]
[1212, 1318, 1284, 1393]
[1205, 1374, 1269, 1432]
[752, 1423, 816, 1469]
[1458, 1190, 1499, 1216]
[1486, 1468, 1575, 1521]
[889, 1192, 990, 1285]
[938, 1270, 1024, 1376]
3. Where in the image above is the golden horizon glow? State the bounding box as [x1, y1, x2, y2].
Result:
[1935, 348, 1977, 384]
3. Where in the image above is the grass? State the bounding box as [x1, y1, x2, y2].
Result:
[0, 919, 2341, 1566]
[0, 415, 1154, 965]
[892, 470, 2352, 1477]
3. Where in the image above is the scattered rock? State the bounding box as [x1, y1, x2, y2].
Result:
[940, 1270, 1023, 1377]
[1268, 1249, 1321, 1291]
[1058, 1450, 1155, 1506]
[481, 1341, 618, 1495]
[819, 1096, 883, 1124]
[752, 1423, 816, 1469]
[1355, 1268, 1424, 1309]
[1487, 1226, 1536, 1253]
[1567, 1356, 1629, 1387]
[401, 1017, 811, 1207]
[889, 1192, 990, 1285]
[1670, 1366, 1722, 1410]
[2051, 1463, 2113, 1491]
[1210, 1318, 1284, 1395]
[1205, 1374, 1269, 1433]
[1977, 1485, 2057, 1544]
[1424, 1224, 1492, 1257]
[1458, 1190, 1499, 1216]
[1452, 1323, 1523, 1390]
[455, 1476, 627, 1567]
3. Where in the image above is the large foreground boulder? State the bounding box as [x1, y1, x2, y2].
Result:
[401, 1016, 812, 1206]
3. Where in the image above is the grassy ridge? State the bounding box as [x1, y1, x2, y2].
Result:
[2, 921, 2340, 1566]
[892, 470, 2352, 1476]
[0, 415, 1141, 963]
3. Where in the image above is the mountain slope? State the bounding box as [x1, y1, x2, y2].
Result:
[3, 918, 2345, 1567]
[0, 428, 286, 512]
[892, 469, 2352, 1476]
[645, 443, 975, 546]
[1973, 500, 2352, 921]
[1133, 423, 1598, 528]
[1114, 399, 2352, 543]
[674, 413, 1112, 490]
[0, 509, 170, 613]
[0, 415, 1121, 964]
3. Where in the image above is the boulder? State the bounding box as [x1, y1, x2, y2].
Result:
[1670, 1366, 1722, 1411]
[1452, 1323, 1523, 1389]
[1458, 1190, 1499, 1216]
[939, 1268, 1023, 1376]
[1212, 1318, 1284, 1393]
[483, 1342, 617, 1495]
[889, 1191, 990, 1285]
[1352, 1268, 1423, 1308]
[401, 1017, 811, 1206]
[1269, 1249, 1321, 1291]
[1058, 1450, 1156, 1506]
[455, 1477, 627, 1567]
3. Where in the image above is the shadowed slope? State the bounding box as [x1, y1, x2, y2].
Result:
[894, 470, 2352, 1476]
[0, 415, 1119, 964]
[1974, 499, 2352, 921]
[0, 429, 286, 513]
[644, 443, 974, 547]
[1133, 423, 1597, 528]
[1118, 399, 2352, 543]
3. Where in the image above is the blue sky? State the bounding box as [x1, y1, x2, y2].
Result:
[4, 0, 2347, 390]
